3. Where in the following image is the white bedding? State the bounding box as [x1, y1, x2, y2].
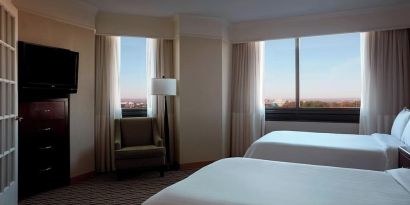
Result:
[143, 158, 410, 205]
[244, 131, 403, 170]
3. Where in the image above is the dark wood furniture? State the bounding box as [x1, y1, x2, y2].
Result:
[398, 146, 410, 169]
[18, 97, 70, 198]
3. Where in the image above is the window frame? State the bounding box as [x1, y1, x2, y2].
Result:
[265, 37, 360, 123]
[121, 108, 147, 118]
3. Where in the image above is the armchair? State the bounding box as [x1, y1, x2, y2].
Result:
[114, 117, 165, 178]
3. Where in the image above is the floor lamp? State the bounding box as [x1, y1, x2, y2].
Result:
[151, 77, 177, 168]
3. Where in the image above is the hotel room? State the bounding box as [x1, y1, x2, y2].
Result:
[0, 0, 410, 204]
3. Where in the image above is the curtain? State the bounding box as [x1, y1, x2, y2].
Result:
[146, 38, 177, 165]
[230, 42, 265, 157]
[95, 35, 122, 172]
[359, 29, 410, 135]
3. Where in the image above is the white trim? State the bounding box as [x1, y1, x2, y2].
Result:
[230, 3, 410, 43]
[175, 14, 229, 41]
[12, 0, 97, 31]
[17, 8, 96, 31]
[96, 12, 174, 39]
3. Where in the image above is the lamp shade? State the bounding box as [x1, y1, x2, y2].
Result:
[151, 78, 177, 96]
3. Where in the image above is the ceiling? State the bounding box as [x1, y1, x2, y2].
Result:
[78, 0, 410, 22]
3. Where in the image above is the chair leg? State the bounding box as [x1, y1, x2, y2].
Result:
[160, 166, 165, 177]
[116, 170, 122, 181]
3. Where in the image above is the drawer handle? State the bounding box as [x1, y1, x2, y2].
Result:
[39, 127, 52, 132]
[39, 167, 52, 173]
[39, 145, 53, 150]
[43, 109, 51, 113]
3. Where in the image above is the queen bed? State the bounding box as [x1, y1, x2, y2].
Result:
[244, 131, 403, 170]
[143, 158, 410, 205]
[243, 109, 410, 171]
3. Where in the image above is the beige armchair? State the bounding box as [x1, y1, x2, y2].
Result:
[114, 117, 165, 178]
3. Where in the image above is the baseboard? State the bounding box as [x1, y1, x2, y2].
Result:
[70, 171, 95, 185]
[179, 161, 214, 170]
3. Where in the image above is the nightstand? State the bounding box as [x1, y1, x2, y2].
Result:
[399, 146, 410, 168]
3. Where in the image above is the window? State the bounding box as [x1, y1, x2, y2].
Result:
[264, 33, 361, 122]
[264, 39, 296, 109]
[119, 37, 148, 117]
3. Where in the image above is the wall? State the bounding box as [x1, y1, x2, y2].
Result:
[265, 121, 359, 134]
[174, 15, 230, 164]
[176, 35, 224, 163]
[13, 0, 97, 30]
[221, 40, 231, 156]
[230, 4, 410, 42]
[96, 12, 174, 39]
[18, 11, 95, 177]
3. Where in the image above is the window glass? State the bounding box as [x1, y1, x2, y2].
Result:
[299, 33, 361, 108]
[119, 37, 147, 112]
[264, 39, 296, 109]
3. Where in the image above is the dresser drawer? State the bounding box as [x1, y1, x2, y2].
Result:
[19, 119, 67, 137]
[20, 101, 66, 120]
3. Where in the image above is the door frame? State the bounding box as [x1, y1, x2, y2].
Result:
[0, 0, 17, 204]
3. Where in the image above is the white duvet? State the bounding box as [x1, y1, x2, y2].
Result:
[244, 131, 403, 170]
[143, 158, 410, 205]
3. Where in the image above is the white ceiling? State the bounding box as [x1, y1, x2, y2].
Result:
[78, 0, 410, 22]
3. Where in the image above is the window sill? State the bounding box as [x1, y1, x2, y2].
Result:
[265, 108, 359, 123]
[121, 108, 147, 118]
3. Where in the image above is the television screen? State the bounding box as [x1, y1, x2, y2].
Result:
[18, 42, 79, 93]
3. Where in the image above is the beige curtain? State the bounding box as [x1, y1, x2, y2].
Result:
[359, 29, 410, 135]
[95, 35, 122, 172]
[147, 39, 177, 165]
[230, 42, 265, 157]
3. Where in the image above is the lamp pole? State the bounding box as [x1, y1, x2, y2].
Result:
[163, 93, 171, 168]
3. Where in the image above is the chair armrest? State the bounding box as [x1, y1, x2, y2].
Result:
[152, 118, 164, 147]
[154, 134, 163, 147]
[114, 119, 122, 150]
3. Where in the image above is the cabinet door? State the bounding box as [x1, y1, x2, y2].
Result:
[0, 1, 17, 204]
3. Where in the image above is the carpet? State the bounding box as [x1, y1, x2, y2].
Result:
[19, 169, 196, 205]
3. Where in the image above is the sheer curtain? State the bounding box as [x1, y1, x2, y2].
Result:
[146, 38, 177, 165]
[95, 35, 122, 172]
[359, 29, 410, 135]
[230, 42, 265, 157]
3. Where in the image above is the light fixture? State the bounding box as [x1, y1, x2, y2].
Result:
[151, 77, 177, 167]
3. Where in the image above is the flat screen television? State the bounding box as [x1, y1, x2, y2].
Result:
[18, 41, 79, 93]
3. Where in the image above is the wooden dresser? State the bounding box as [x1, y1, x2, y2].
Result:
[18, 98, 70, 198]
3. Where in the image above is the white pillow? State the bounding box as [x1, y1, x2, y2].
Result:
[401, 120, 410, 145]
[391, 108, 410, 140]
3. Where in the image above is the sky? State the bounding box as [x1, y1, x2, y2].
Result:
[120, 33, 361, 101]
[263, 32, 361, 100]
[120, 36, 147, 100]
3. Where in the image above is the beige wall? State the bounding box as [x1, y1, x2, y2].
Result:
[18, 11, 95, 177]
[176, 36, 226, 163]
[96, 12, 174, 39]
[13, 0, 97, 29]
[230, 4, 410, 42]
[221, 40, 231, 157]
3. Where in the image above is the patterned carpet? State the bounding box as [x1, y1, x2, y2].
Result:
[19, 169, 196, 205]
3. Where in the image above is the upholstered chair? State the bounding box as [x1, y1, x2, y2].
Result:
[114, 117, 165, 178]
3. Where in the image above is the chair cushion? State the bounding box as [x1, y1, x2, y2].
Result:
[115, 145, 165, 160]
[121, 118, 153, 146]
